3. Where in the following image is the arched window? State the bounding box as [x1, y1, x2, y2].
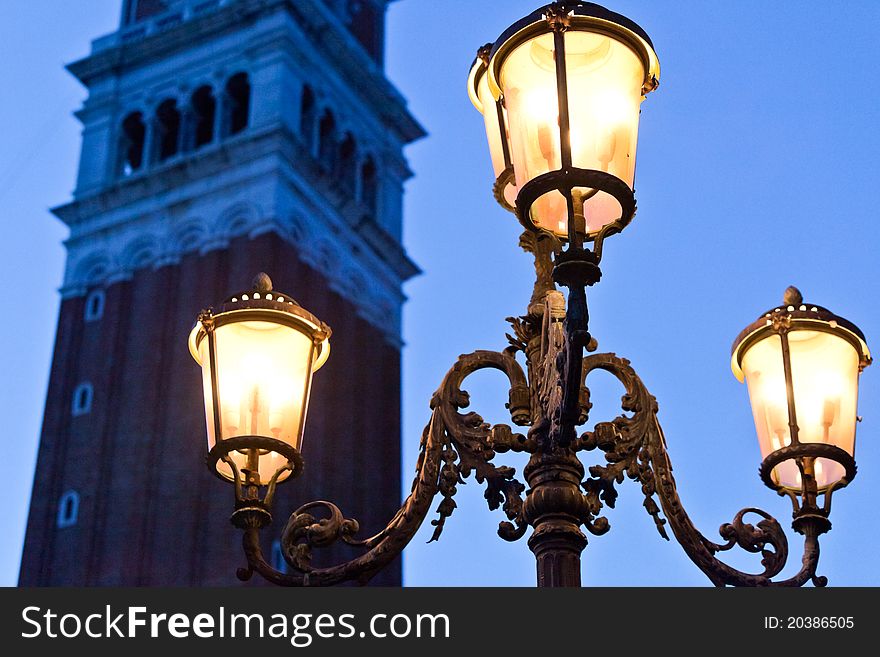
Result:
[318, 110, 336, 169]
[72, 382, 93, 417]
[360, 156, 378, 216]
[225, 72, 250, 136]
[191, 85, 216, 148]
[118, 112, 146, 176]
[271, 539, 288, 574]
[84, 289, 105, 322]
[155, 99, 181, 161]
[123, 0, 169, 25]
[299, 85, 316, 153]
[337, 133, 357, 192]
[57, 490, 80, 529]
[348, 0, 383, 62]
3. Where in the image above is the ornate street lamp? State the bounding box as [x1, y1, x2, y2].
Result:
[189, 272, 330, 528]
[192, 2, 871, 588]
[487, 2, 658, 247]
[731, 286, 870, 542]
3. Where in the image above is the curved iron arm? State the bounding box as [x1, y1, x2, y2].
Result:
[237, 411, 443, 587]
[221, 226, 837, 587]
[577, 352, 828, 587]
[648, 413, 828, 587]
[228, 341, 830, 587]
[234, 348, 533, 586]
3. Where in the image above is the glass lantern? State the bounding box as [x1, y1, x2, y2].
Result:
[486, 2, 660, 241]
[732, 289, 870, 493]
[189, 273, 330, 486]
[469, 46, 518, 211]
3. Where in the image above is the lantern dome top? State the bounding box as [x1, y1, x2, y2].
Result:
[218, 275, 325, 326]
[188, 273, 332, 369]
[731, 287, 871, 381]
[495, 1, 655, 49]
[487, 1, 660, 100]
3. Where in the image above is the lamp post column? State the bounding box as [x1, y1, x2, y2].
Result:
[523, 449, 588, 587]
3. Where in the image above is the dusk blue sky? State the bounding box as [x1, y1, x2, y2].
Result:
[2, 0, 879, 587]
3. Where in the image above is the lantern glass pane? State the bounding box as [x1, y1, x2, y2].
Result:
[199, 319, 315, 483]
[478, 71, 509, 180]
[502, 32, 561, 196]
[741, 330, 861, 490]
[499, 30, 646, 237]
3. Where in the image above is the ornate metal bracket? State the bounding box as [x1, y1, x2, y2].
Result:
[225, 230, 840, 588]
[576, 352, 829, 587]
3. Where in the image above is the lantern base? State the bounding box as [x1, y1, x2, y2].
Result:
[230, 502, 273, 530]
[759, 443, 856, 494]
[791, 512, 831, 537]
[206, 435, 305, 486]
[515, 168, 636, 242]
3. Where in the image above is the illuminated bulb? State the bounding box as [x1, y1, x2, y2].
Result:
[537, 124, 555, 165]
[822, 398, 839, 430]
[223, 410, 240, 434]
[521, 87, 559, 168]
[595, 128, 617, 167]
[247, 385, 263, 435]
[269, 411, 284, 437]
[766, 403, 788, 445]
[220, 378, 244, 435]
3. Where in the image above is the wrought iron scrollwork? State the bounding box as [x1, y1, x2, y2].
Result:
[426, 349, 531, 543]
[575, 352, 825, 587]
[233, 345, 534, 586]
[225, 228, 838, 588]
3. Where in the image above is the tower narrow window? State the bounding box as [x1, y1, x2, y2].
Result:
[338, 133, 357, 193]
[84, 289, 105, 322]
[57, 490, 80, 529]
[318, 110, 336, 170]
[124, 0, 169, 25]
[271, 539, 288, 574]
[360, 156, 378, 216]
[347, 0, 384, 62]
[155, 99, 181, 161]
[71, 382, 93, 417]
[118, 112, 146, 176]
[225, 72, 250, 136]
[191, 85, 216, 148]
[299, 85, 316, 153]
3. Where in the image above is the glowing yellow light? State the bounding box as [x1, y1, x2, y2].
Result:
[491, 19, 658, 239]
[738, 329, 862, 490]
[194, 318, 321, 484]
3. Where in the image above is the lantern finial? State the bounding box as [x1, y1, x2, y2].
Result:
[253, 272, 273, 293]
[545, 3, 573, 32]
[476, 43, 492, 64]
[783, 286, 803, 306]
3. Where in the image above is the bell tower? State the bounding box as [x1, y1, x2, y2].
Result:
[19, 0, 422, 586]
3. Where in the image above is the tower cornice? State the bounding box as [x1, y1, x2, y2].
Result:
[51, 123, 417, 345]
[67, 0, 424, 146]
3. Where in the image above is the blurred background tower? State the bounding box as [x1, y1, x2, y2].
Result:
[19, 0, 422, 586]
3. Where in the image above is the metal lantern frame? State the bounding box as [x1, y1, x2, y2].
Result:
[189, 274, 330, 528]
[731, 288, 871, 534]
[486, 1, 659, 251]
